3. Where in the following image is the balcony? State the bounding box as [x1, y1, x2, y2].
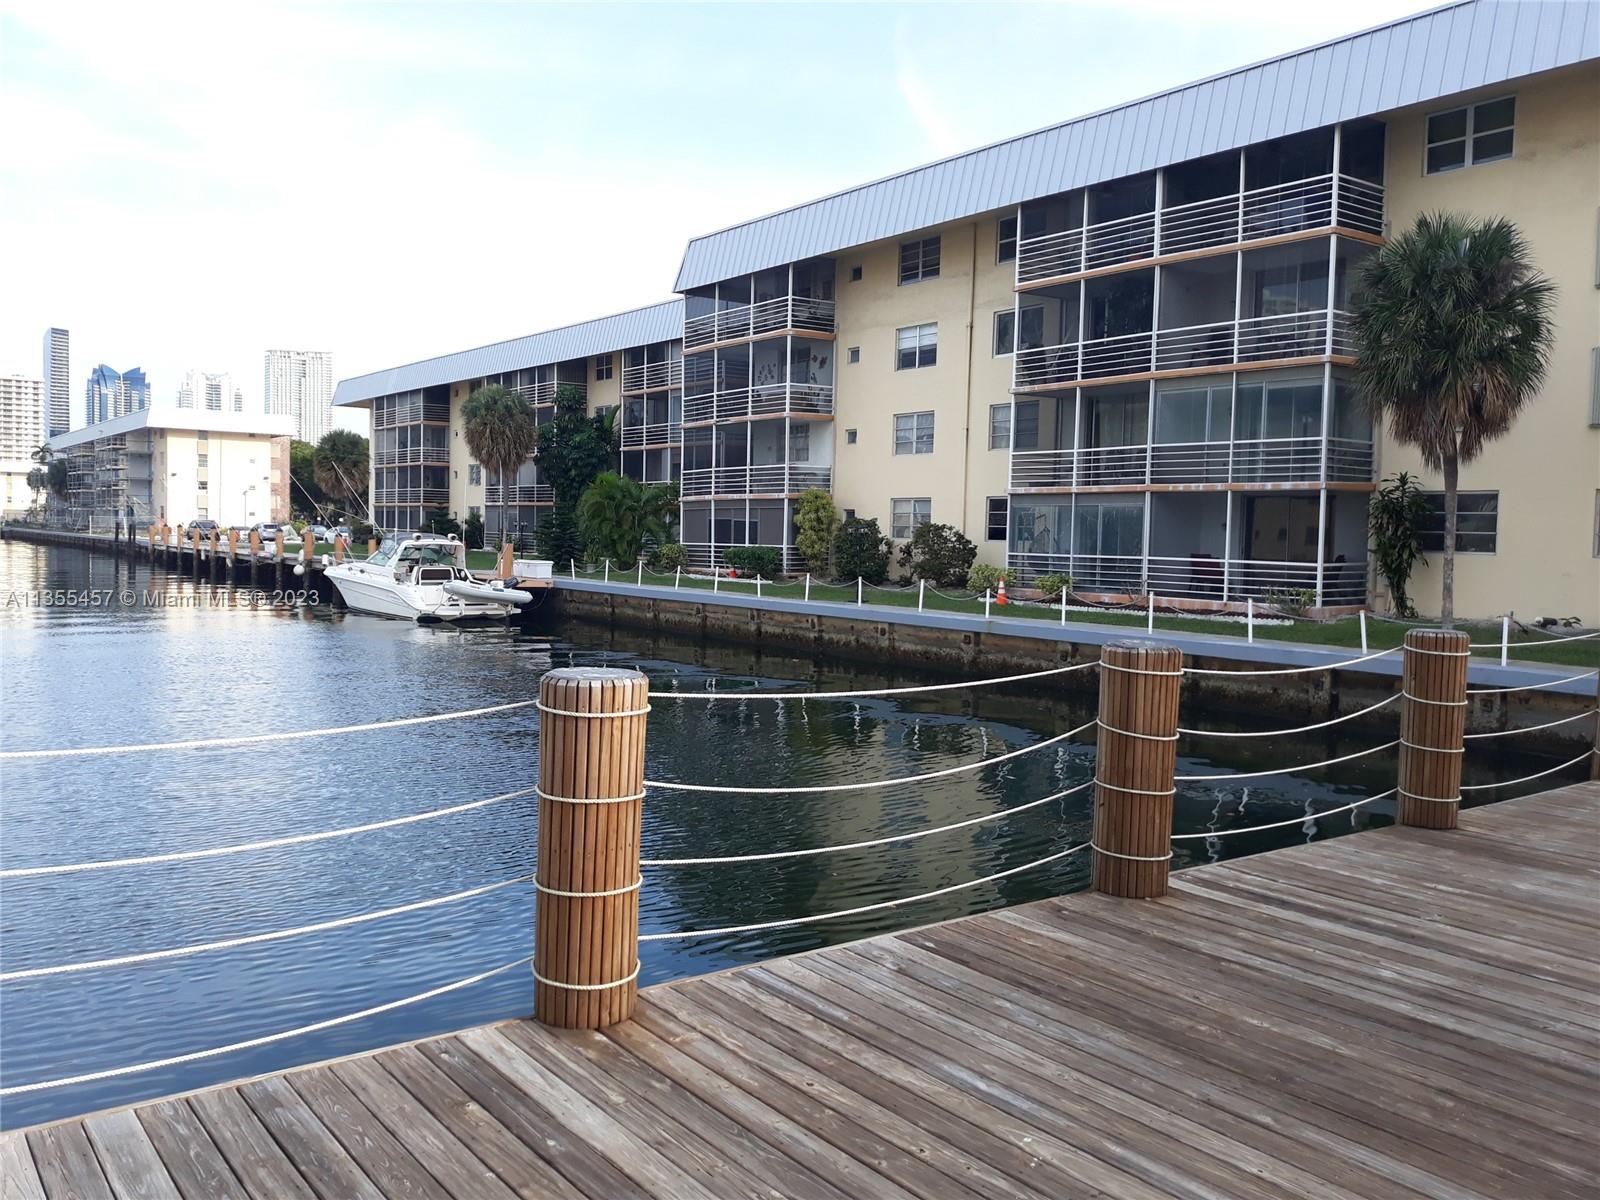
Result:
[683, 296, 836, 349]
[682, 543, 805, 573]
[1008, 552, 1368, 606]
[1014, 310, 1353, 391]
[508, 380, 587, 406]
[621, 360, 683, 393]
[484, 483, 554, 504]
[680, 464, 832, 498]
[1016, 174, 1383, 285]
[619, 421, 682, 449]
[372, 446, 450, 467]
[373, 486, 451, 507]
[1009, 436, 1374, 490]
[682, 383, 835, 426]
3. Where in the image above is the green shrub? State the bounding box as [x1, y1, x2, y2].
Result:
[351, 520, 376, 544]
[793, 489, 838, 574]
[424, 509, 461, 537]
[897, 522, 977, 587]
[650, 542, 689, 570]
[833, 517, 891, 584]
[723, 546, 782, 579]
[462, 511, 484, 549]
[967, 562, 1011, 592]
[1035, 572, 1074, 601]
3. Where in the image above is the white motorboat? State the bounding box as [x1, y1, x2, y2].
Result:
[322, 533, 530, 621]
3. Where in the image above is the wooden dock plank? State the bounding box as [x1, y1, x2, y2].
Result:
[3, 784, 1597, 1199]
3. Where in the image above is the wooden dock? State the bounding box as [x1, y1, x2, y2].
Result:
[4, 783, 1596, 1199]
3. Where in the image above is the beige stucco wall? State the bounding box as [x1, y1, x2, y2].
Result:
[832, 211, 1016, 568]
[447, 381, 485, 527]
[153, 429, 281, 526]
[1379, 62, 1600, 624]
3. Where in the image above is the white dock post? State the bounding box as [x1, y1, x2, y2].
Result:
[604, 558, 610, 583]
[570, 558, 577, 580]
[1500, 615, 1510, 667]
[985, 589, 992, 619]
[1147, 592, 1155, 633]
[637, 560, 643, 587]
[804, 574, 811, 602]
[857, 577, 863, 606]
[918, 578, 925, 612]
[675, 565, 681, 589]
[1247, 597, 1255, 643]
[1060, 585, 1067, 626]
[1359, 609, 1369, 654]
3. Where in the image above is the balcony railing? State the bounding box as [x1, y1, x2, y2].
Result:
[1009, 435, 1373, 490]
[373, 487, 451, 507]
[682, 542, 805, 573]
[683, 296, 836, 348]
[683, 383, 834, 425]
[508, 380, 587, 406]
[1008, 551, 1367, 605]
[619, 421, 682, 448]
[484, 483, 554, 504]
[1016, 173, 1385, 284]
[621, 360, 683, 393]
[680, 464, 832, 497]
[1014, 309, 1354, 390]
[372, 446, 450, 466]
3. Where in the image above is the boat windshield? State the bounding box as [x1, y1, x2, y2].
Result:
[368, 539, 399, 566]
[398, 544, 458, 566]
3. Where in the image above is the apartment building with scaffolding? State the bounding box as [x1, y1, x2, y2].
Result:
[336, 1, 1599, 622]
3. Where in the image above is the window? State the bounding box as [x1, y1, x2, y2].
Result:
[986, 497, 1009, 541]
[593, 355, 613, 381]
[1014, 398, 1040, 450]
[896, 323, 938, 370]
[891, 497, 931, 539]
[1419, 491, 1498, 552]
[468, 463, 482, 485]
[468, 505, 481, 519]
[997, 215, 1018, 263]
[894, 411, 935, 455]
[1426, 97, 1514, 174]
[993, 306, 1044, 355]
[843, 509, 856, 521]
[789, 423, 810, 463]
[989, 404, 1011, 450]
[848, 346, 860, 364]
[899, 237, 940, 284]
[196, 454, 208, 468]
[846, 428, 858, 445]
[849, 265, 863, 282]
[196, 480, 207, 491]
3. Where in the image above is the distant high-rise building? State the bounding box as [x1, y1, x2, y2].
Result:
[177, 369, 241, 412]
[0, 375, 46, 513]
[43, 328, 69, 436]
[264, 349, 334, 444]
[86, 365, 150, 425]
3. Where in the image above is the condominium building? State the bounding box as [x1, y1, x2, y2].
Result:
[45, 407, 294, 529]
[333, 302, 682, 547]
[42, 328, 69, 436]
[334, 0, 1599, 622]
[85, 365, 150, 426]
[0, 375, 46, 514]
[264, 349, 335, 445]
[177, 369, 244, 412]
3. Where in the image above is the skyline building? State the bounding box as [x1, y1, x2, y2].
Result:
[177, 369, 244, 412]
[42, 328, 69, 436]
[86, 364, 151, 426]
[0, 375, 47, 513]
[264, 349, 334, 445]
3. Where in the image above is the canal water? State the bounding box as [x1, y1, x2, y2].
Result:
[0, 539, 1559, 1128]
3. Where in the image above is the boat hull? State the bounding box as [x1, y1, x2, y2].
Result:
[324, 564, 518, 621]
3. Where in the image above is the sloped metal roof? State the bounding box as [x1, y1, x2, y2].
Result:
[674, 0, 1598, 291]
[333, 299, 684, 406]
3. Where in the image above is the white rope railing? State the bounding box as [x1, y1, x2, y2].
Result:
[1467, 669, 1599, 695]
[1177, 693, 1398, 739]
[646, 659, 1100, 700]
[1171, 789, 1395, 841]
[1173, 740, 1398, 783]
[0, 876, 534, 980]
[638, 840, 1090, 942]
[1459, 749, 1594, 792]
[644, 721, 1095, 794]
[1471, 629, 1599, 648]
[0, 954, 534, 1096]
[0, 700, 539, 761]
[1182, 647, 1400, 677]
[642, 780, 1095, 866]
[1462, 710, 1598, 740]
[0, 786, 539, 878]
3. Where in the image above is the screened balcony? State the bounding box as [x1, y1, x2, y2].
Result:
[619, 393, 682, 449]
[1015, 122, 1386, 285]
[621, 346, 683, 394]
[484, 462, 553, 505]
[683, 260, 836, 349]
[681, 499, 803, 572]
[682, 337, 835, 424]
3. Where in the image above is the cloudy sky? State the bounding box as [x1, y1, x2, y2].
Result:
[0, 0, 1437, 430]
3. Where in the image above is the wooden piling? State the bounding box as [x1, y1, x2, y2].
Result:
[1399, 628, 1470, 829]
[334, 535, 346, 564]
[535, 667, 648, 1030]
[1092, 639, 1183, 898]
[209, 531, 221, 582]
[302, 529, 314, 563]
[497, 542, 514, 579]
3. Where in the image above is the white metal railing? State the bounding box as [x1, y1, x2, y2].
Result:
[681, 542, 804, 572]
[484, 484, 554, 504]
[1009, 435, 1372, 490]
[621, 360, 683, 393]
[508, 380, 587, 406]
[680, 465, 832, 497]
[1006, 551, 1368, 605]
[619, 421, 681, 448]
[372, 487, 451, 506]
[682, 383, 834, 425]
[1016, 174, 1385, 284]
[372, 446, 449, 466]
[683, 296, 836, 348]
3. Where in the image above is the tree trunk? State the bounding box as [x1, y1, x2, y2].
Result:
[1440, 452, 1458, 629]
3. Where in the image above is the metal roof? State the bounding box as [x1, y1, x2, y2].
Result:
[674, 0, 1598, 291]
[48, 406, 295, 451]
[333, 299, 684, 407]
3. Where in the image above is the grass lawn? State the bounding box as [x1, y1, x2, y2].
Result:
[559, 566, 1599, 670]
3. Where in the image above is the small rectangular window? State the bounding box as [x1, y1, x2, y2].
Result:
[848, 346, 860, 364]
[986, 497, 1008, 541]
[989, 404, 1011, 450]
[849, 265, 863, 282]
[1418, 491, 1498, 552]
[893, 411, 935, 456]
[593, 355, 613, 381]
[846, 428, 858, 445]
[898, 237, 941, 285]
[468, 463, 482, 485]
[896, 323, 938, 370]
[891, 497, 932, 540]
[997, 215, 1018, 264]
[994, 310, 1016, 357]
[1014, 399, 1040, 450]
[1426, 97, 1514, 174]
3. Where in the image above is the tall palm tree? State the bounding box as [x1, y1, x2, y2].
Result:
[1351, 212, 1554, 627]
[462, 384, 538, 545]
[313, 430, 371, 521]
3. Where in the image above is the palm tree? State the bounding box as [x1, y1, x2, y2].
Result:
[313, 430, 370, 521]
[462, 384, 538, 545]
[1351, 212, 1555, 627]
[576, 473, 679, 567]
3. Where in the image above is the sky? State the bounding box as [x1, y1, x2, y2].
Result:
[0, 0, 1441, 433]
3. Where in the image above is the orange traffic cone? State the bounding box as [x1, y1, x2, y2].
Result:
[996, 578, 1009, 605]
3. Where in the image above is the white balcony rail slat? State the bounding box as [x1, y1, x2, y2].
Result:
[684, 296, 837, 348]
[1009, 434, 1372, 489]
[621, 360, 684, 393]
[1007, 551, 1367, 605]
[680, 465, 833, 498]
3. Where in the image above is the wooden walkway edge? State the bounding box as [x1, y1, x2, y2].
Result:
[4, 783, 1597, 1199]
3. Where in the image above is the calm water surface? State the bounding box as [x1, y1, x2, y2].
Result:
[0, 539, 1553, 1127]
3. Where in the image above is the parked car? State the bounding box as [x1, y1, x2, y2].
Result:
[187, 519, 220, 537]
[330, 525, 353, 544]
[250, 522, 283, 542]
[307, 524, 331, 542]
